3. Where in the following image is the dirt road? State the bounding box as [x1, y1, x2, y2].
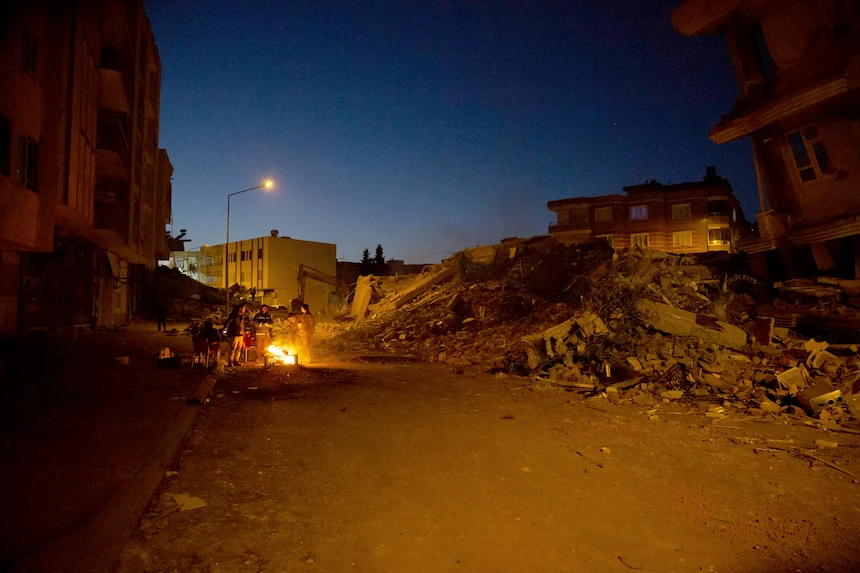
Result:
[128, 357, 860, 573]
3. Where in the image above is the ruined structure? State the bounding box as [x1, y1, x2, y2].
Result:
[0, 1, 172, 332]
[548, 167, 744, 254]
[672, 0, 860, 278]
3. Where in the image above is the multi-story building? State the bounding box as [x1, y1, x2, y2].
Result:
[548, 167, 744, 254]
[672, 0, 860, 278]
[0, 1, 171, 333]
[176, 231, 338, 314]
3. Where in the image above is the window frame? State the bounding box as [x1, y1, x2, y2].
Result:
[708, 227, 731, 245]
[594, 206, 612, 223]
[15, 135, 38, 190]
[671, 203, 691, 220]
[630, 205, 647, 221]
[596, 234, 614, 248]
[672, 231, 693, 247]
[0, 114, 10, 176]
[630, 233, 649, 248]
[786, 123, 832, 183]
[568, 207, 589, 225]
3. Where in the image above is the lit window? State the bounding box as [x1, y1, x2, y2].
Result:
[630, 233, 649, 248]
[205, 257, 213, 266]
[594, 207, 612, 223]
[788, 124, 831, 182]
[596, 234, 614, 248]
[630, 206, 647, 221]
[672, 231, 692, 246]
[205, 276, 214, 284]
[671, 203, 691, 219]
[708, 227, 731, 244]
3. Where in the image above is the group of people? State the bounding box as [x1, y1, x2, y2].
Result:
[221, 302, 314, 367]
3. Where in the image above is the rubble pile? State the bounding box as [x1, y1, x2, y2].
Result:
[329, 238, 860, 427]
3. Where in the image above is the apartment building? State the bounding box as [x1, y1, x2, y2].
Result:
[672, 0, 860, 278]
[180, 231, 338, 314]
[0, 1, 171, 333]
[548, 168, 743, 254]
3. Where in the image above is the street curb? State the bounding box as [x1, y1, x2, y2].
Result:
[114, 372, 223, 573]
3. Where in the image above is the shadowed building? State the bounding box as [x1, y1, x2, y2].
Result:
[672, 0, 860, 278]
[548, 167, 745, 254]
[0, 1, 171, 333]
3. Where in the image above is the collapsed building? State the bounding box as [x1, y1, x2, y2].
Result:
[330, 237, 860, 429]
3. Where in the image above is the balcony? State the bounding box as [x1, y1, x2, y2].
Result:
[99, 47, 131, 114]
[96, 116, 131, 182]
[94, 192, 130, 242]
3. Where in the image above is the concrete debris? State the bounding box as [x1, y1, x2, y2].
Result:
[330, 239, 860, 428]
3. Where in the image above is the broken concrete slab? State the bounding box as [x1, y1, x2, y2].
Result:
[635, 299, 748, 350]
[350, 275, 374, 322]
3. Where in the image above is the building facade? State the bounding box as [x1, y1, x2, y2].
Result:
[175, 232, 338, 314]
[548, 168, 744, 254]
[672, 0, 860, 278]
[0, 1, 170, 333]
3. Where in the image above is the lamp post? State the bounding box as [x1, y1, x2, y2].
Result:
[225, 180, 273, 309]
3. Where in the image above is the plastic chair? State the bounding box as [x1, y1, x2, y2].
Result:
[242, 332, 255, 362]
[192, 336, 220, 368]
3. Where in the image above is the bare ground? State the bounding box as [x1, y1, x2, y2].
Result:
[126, 355, 860, 573]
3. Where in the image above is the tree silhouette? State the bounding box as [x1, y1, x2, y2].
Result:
[374, 245, 384, 265]
[361, 248, 371, 264]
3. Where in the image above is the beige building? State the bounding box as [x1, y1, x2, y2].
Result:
[672, 0, 860, 278]
[0, 1, 171, 333]
[188, 231, 338, 314]
[548, 168, 744, 254]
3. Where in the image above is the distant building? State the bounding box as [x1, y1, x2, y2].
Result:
[672, 0, 860, 278]
[548, 167, 744, 254]
[336, 259, 430, 289]
[171, 231, 338, 313]
[0, 1, 171, 333]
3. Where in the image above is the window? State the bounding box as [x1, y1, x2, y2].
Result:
[569, 207, 588, 225]
[205, 276, 215, 284]
[0, 115, 9, 176]
[596, 234, 614, 248]
[204, 257, 213, 266]
[671, 203, 691, 219]
[672, 231, 693, 247]
[15, 136, 38, 190]
[630, 205, 647, 221]
[709, 227, 731, 244]
[707, 199, 731, 216]
[257, 248, 263, 258]
[594, 207, 612, 223]
[230, 252, 237, 263]
[240, 251, 246, 262]
[630, 233, 649, 248]
[788, 124, 831, 182]
[21, 27, 37, 77]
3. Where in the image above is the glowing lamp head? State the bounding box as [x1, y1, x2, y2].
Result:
[263, 180, 274, 189]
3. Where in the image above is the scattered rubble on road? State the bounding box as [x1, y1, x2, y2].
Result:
[328, 237, 860, 430]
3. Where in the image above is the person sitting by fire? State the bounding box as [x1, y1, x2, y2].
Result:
[252, 304, 273, 361]
[224, 303, 247, 367]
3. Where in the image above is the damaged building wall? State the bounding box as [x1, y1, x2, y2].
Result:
[672, 0, 860, 277]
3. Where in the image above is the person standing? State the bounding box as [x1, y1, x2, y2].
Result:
[253, 304, 273, 360]
[296, 303, 315, 363]
[250, 286, 257, 302]
[154, 299, 168, 331]
[224, 303, 247, 367]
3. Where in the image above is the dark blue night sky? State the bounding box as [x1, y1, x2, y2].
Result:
[147, 0, 756, 263]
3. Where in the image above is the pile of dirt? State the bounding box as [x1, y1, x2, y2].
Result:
[328, 237, 860, 429]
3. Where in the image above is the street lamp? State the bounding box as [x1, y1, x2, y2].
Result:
[225, 180, 274, 309]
